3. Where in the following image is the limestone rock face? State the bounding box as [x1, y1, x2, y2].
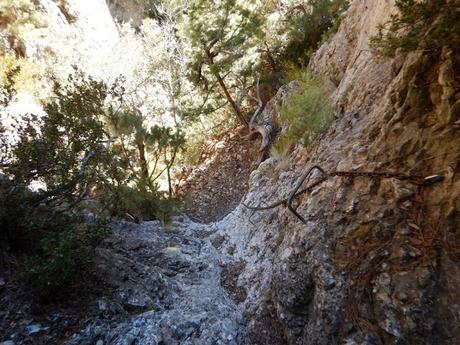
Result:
[106, 0, 153, 27]
[213, 0, 460, 344]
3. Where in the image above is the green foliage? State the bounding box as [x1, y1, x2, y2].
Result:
[0, 60, 20, 106]
[370, 0, 460, 57]
[0, 175, 110, 297]
[273, 70, 333, 155]
[107, 108, 186, 199]
[176, 0, 348, 129]
[181, 135, 206, 167]
[0, 125, 10, 170]
[319, 9, 346, 46]
[0, 178, 33, 245]
[0, 69, 182, 298]
[8, 71, 111, 194]
[24, 215, 110, 298]
[187, 0, 263, 77]
[270, 0, 349, 67]
[0, 71, 114, 296]
[100, 185, 178, 223]
[6, 69, 183, 219]
[184, 0, 265, 125]
[0, 52, 47, 109]
[270, 133, 293, 164]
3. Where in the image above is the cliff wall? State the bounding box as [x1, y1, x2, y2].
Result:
[213, 0, 460, 344]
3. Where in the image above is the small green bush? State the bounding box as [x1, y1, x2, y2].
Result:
[276, 0, 349, 67]
[0, 176, 110, 298]
[99, 185, 178, 222]
[272, 70, 333, 156]
[24, 214, 110, 298]
[0, 178, 35, 246]
[370, 0, 460, 57]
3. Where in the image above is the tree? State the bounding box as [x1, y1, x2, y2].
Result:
[0, 69, 183, 295]
[259, 0, 349, 68]
[0, 71, 116, 295]
[107, 108, 185, 198]
[184, 0, 264, 127]
[371, 0, 460, 57]
[7, 71, 114, 208]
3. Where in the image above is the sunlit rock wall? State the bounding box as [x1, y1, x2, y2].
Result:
[212, 0, 460, 344]
[29, 0, 120, 79]
[106, 0, 152, 27]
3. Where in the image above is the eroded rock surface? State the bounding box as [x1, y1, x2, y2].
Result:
[211, 0, 460, 344]
[63, 219, 244, 345]
[177, 132, 257, 223]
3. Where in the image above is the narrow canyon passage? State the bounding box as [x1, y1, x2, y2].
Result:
[63, 218, 246, 344]
[1, 0, 459, 344]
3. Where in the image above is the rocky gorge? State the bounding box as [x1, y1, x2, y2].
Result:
[1, 0, 459, 344]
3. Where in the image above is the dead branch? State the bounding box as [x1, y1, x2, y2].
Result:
[249, 75, 263, 130]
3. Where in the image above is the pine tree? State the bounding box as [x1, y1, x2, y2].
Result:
[107, 108, 185, 196]
[184, 0, 264, 126]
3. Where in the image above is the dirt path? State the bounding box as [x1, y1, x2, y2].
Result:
[177, 132, 258, 223]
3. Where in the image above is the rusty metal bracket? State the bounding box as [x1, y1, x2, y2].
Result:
[248, 200, 270, 226]
[242, 163, 445, 225]
[287, 165, 327, 224]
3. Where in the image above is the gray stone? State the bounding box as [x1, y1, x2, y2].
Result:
[62, 219, 244, 345]
[26, 324, 48, 335]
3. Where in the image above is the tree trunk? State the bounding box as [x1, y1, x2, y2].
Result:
[310, 31, 319, 50]
[264, 42, 278, 74]
[205, 50, 249, 127]
[263, 42, 281, 90]
[137, 140, 151, 191]
[165, 146, 178, 198]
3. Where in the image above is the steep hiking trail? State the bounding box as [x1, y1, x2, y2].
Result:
[0, 114, 273, 344]
[0, 116, 262, 344]
[66, 219, 246, 345]
[177, 130, 258, 223]
[0, 123, 266, 345]
[1, 0, 460, 344]
[1, 217, 248, 344]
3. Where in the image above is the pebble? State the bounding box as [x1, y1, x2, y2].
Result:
[26, 324, 48, 335]
[324, 276, 336, 290]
